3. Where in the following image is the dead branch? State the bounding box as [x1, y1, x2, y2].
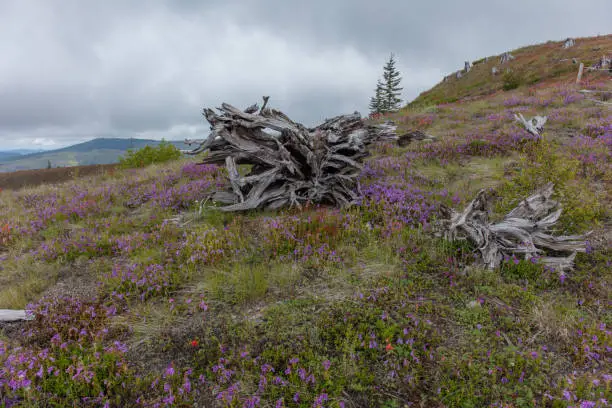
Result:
[438, 183, 589, 272]
[514, 113, 547, 137]
[184, 97, 396, 211]
[578, 89, 612, 106]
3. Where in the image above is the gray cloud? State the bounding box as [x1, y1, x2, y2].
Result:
[0, 0, 610, 149]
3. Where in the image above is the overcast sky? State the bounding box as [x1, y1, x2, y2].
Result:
[0, 1, 610, 150]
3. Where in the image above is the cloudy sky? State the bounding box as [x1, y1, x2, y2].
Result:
[0, 1, 610, 150]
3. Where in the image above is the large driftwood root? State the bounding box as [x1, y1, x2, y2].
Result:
[437, 183, 589, 272]
[184, 97, 396, 211]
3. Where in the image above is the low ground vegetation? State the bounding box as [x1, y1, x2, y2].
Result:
[0, 37, 610, 407]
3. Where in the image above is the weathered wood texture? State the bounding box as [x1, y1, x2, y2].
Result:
[0, 309, 33, 322]
[184, 97, 397, 211]
[579, 89, 612, 106]
[514, 113, 547, 137]
[500, 52, 515, 64]
[576, 62, 585, 83]
[437, 183, 588, 272]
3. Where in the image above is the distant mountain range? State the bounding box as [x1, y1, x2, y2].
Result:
[0, 138, 196, 172]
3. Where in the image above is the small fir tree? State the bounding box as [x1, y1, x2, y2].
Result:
[368, 79, 384, 116]
[382, 53, 403, 112]
[369, 53, 404, 116]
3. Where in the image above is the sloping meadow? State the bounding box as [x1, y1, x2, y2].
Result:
[1, 78, 611, 407]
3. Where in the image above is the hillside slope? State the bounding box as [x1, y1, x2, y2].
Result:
[0, 138, 193, 172]
[0, 35, 610, 407]
[409, 34, 611, 107]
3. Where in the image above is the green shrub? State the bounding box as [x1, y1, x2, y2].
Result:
[495, 139, 604, 233]
[118, 140, 181, 169]
[502, 70, 523, 91]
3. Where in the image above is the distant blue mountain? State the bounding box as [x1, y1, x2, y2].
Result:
[0, 152, 20, 161]
[0, 148, 46, 155]
[11, 138, 191, 159]
[0, 149, 46, 161]
[0, 138, 198, 172]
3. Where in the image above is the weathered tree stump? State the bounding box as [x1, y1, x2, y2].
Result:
[437, 183, 589, 272]
[184, 97, 397, 211]
[500, 52, 515, 64]
[514, 113, 547, 137]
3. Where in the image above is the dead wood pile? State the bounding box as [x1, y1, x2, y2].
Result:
[437, 183, 589, 272]
[184, 97, 396, 211]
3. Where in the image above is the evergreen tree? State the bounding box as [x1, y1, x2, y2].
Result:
[368, 53, 404, 116]
[368, 79, 384, 116]
[47, 160, 52, 169]
[381, 53, 403, 112]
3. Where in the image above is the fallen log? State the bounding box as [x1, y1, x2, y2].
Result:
[578, 89, 612, 106]
[184, 97, 396, 211]
[437, 183, 589, 272]
[0, 309, 34, 322]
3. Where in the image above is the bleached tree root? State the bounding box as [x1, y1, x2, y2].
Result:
[438, 183, 589, 272]
[184, 97, 396, 211]
[514, 113, 547, 137]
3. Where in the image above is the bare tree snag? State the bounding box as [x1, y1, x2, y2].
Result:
[184, 97, 396, 211]
[438, 183, 589, 272]
[576, 62, 584, 84]
[589, 55, 611, 71]
[500, 52, 515, 64]
[514, 113, 547, 137]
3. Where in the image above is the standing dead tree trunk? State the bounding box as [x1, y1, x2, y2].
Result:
[184, 97, 396, 211]
[500, 52, 515, 64]
[437, 183, 589, 272]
